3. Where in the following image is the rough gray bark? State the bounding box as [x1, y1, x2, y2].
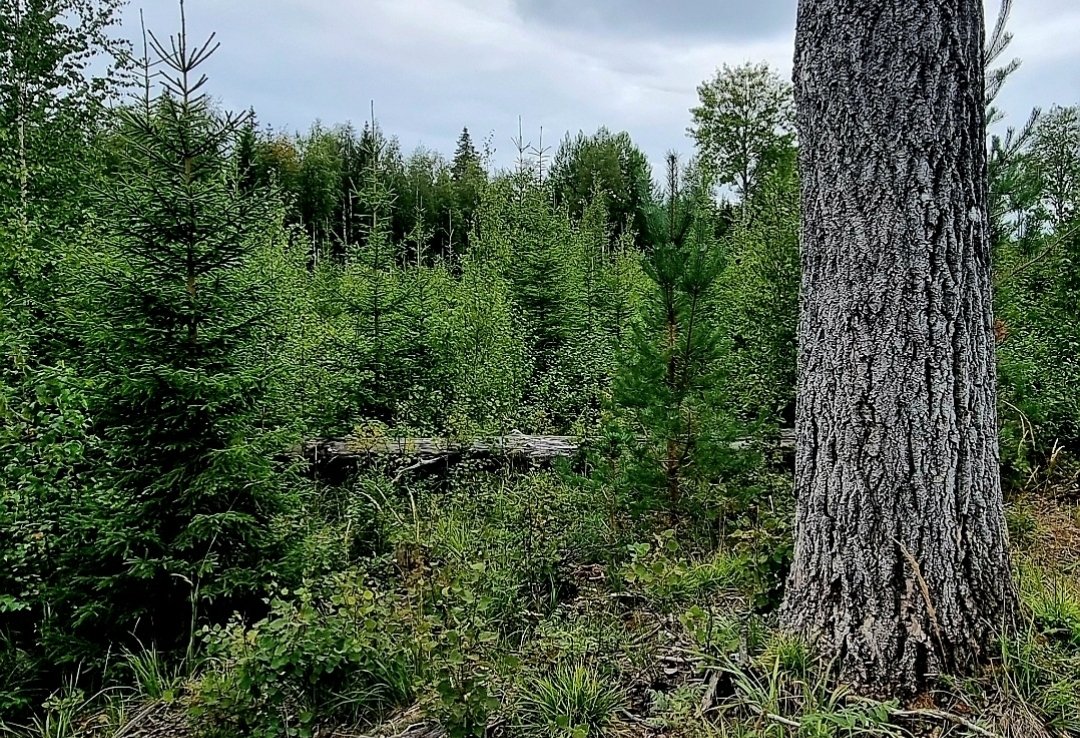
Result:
[780, 0, 1016, 694]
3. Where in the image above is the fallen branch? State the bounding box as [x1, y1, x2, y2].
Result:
[700, 671, 722, 716]
[111, 702, 161, 738]
[743, 702, 803, 729]
[847, 695, 1001, 738]
[301, 429, 796, 482]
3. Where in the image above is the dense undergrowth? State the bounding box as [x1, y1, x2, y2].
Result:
[3, 1, 1080, 736]
[5, 464, 1080, 738]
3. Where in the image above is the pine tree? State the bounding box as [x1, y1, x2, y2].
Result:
[610, 155, 736, 510]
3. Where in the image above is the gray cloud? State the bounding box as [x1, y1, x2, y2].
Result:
[513, 0, 793, 41]
[124, 0, 1078, 176]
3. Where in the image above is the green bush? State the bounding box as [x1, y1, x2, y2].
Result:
[622, 530, 748, 607]
[192, 572, 414, 738]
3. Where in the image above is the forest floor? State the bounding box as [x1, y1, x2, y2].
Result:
[62, 470, 1080, 738]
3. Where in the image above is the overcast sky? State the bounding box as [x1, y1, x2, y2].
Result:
[125, 0, 1079, 174]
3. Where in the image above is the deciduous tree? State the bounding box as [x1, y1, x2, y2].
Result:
[780, 0, 1015, 693]
[688, 62, 793, 203]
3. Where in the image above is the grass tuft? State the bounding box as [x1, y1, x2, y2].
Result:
[516, 663, 625, 737]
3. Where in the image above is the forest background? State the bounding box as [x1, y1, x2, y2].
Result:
[2, 0, 1080, 735]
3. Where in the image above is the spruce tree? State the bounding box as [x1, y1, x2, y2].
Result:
[334, 117, 407, 427]
[445, 252, 527, 435]
[452, 127, 481, 182]
[717, 144, 800, 425]
[396, 197, 455, 432]
[450, 126, 486, 256]
[79, 4, 289, 651]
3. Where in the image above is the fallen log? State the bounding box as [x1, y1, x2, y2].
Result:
[301, 430, 795, 483]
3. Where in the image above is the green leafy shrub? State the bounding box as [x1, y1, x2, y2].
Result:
[420, 546, 509, 738]
[430, 630, 503, 738]
[192, 573, 413, 738]
[622, 530, 748, 608]
[0, 360, 127, 703]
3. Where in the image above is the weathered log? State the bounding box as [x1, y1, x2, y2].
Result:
[300, 430, 795, 483]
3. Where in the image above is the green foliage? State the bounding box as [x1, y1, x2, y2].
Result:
[689, 62, 794, 201]
[716, 145, 799, 425]
[5, 5, 1080, 733]
[1020, 569, 1080, 646]
[549, 127, 655, 248]
[444, 252, 528, 434]
[269, 138, 651, 440]
[462, 170, 642, 434]
[270, 119, 485, 261]
[414, 472, 589, 629]
[608, 155, 744, 513]
[122, 645, 185, 702]
[1027, 105, 1080, 230]
[0, 0, 129, 338]
[294, 122, 346, 246]
[71, 13, 297, 658]
[426, 576, 504, 738]
[1, 678, 97, 738]
[332, 124, 409, 424]
[1005, 502, 1039, 544]
[516, 664, 625, 738]
[712, 655, 904, 737]
[761, 633, 813, 679]
[449, 126, 487, 254]
[995, 103, 1080, 467]
[622, 530, 747, 607]
[0, 3, 131, 700]
[194, 573, 413, 738]
[0, 352, 123, 704]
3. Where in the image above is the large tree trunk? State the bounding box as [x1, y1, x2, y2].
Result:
[781, 0, 1016, 694]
